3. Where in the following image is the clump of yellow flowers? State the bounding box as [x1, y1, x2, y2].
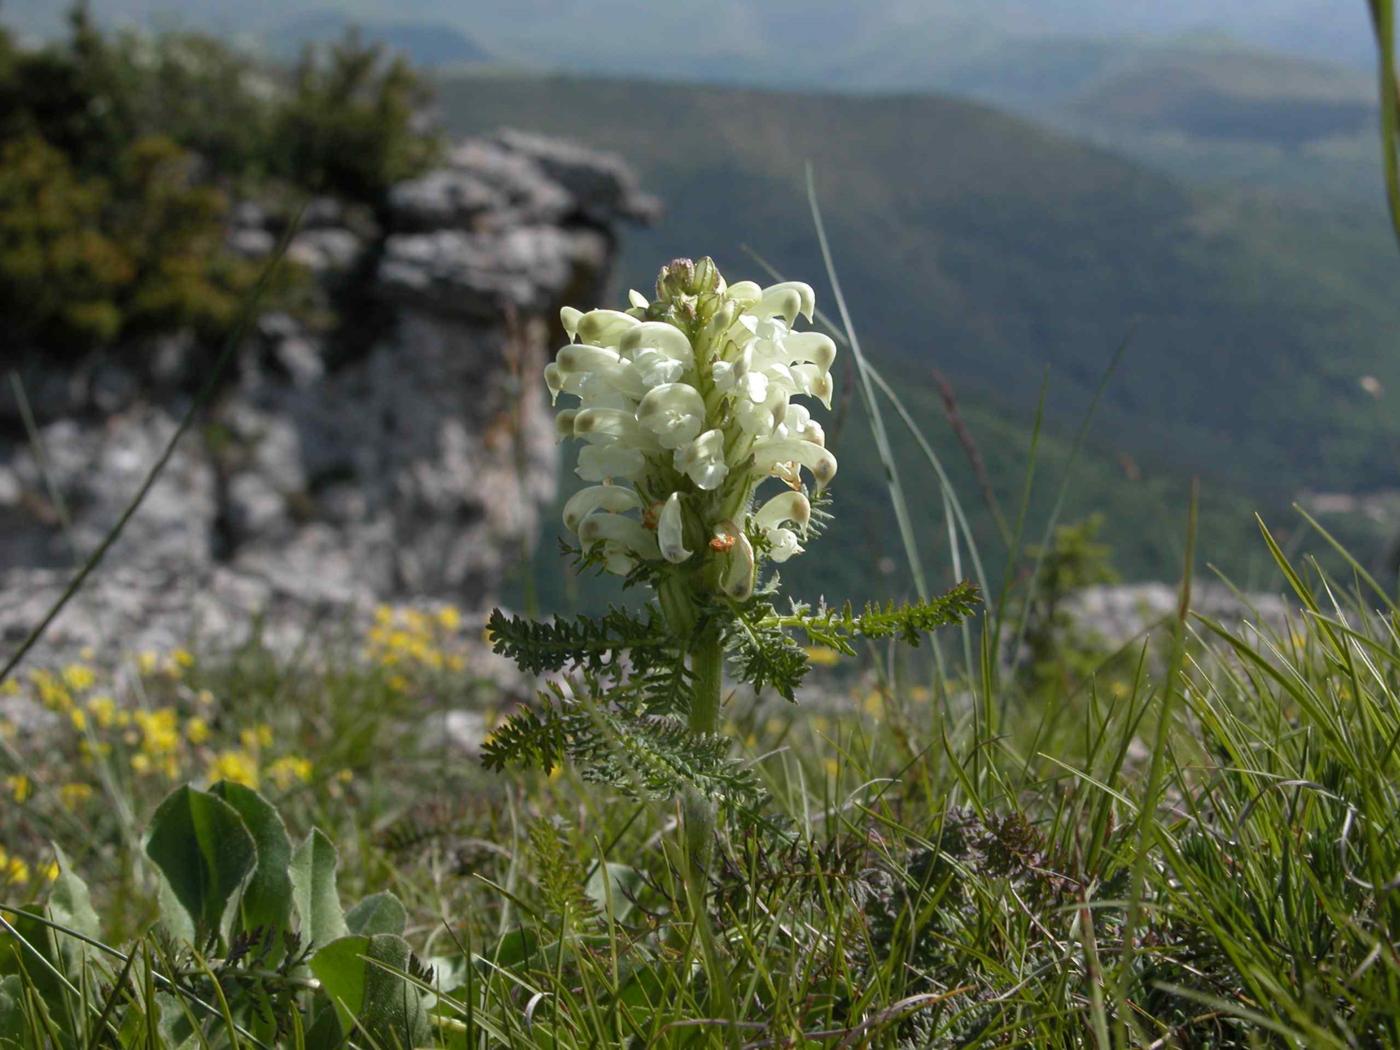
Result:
[0, 606, 478, 884]
[364, 603, 471, 691]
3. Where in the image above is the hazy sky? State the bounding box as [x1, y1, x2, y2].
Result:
[4, 0, 1380, 70]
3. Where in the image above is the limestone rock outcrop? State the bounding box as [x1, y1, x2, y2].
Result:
[0, 131, 655, 672]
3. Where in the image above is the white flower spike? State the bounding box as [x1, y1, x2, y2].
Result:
[547, 256, 837, 579]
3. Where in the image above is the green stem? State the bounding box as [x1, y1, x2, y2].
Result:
[683, 627, 723, 876]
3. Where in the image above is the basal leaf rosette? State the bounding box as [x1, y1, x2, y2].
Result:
[545, 257, 837, 604]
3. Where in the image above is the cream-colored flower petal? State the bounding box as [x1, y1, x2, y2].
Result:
[572, 408, 655, 448]
[578, 512, 661, 560]
[620, 321, 694, 364]
[638, 383, 706, 450]
[562, 485, 645, 533]
[544, 363, 564, 403]
[576, 309, 640, 347]
[557, 344, 622, 373]
[766, 527, 803, 563]
[753, 281, 815, 323]
[554, 409, 578, 440]
[657, 492, 692, 564]
[560, 305, 583, 341]
[576, 444, 646, 481]
[783, 331, 837, 371]
[602, 549, 636, 576]
[720, 532, 756, 599]
[674, 429, 729, 490]
[753, 438, 838, 489]
[631, 348, 686, 389]
[725, 280, 763, 306]
[754, 490, 811, 532]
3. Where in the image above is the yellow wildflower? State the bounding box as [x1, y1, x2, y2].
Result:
[169, 648, 195, 673]
[5, 774, 31, 803]
[186, 717, 210, 745]
[86, 695, 118, 728]
[0, 850, 29, 886]
[58, 783, 93, 809]
[130, 753, 153, 776]
[208, 749, 259, 788]
[823, 757, 840, 779]
[39, 861, 60, 882]
[135, 708, 180, 756]
[239, 724, 273, 751]
[804, 645, 840, 667]
[30, 670, 71, 712]
[68, 708, 87, 732]
[137, 651, 160, 675]
[195, 689, 215, 707]
[862, 690, 884, 717]
[0, 678, 19, 697]
[79, 739, 112, 760]
[61, 664, 96, 692]
[436, 605, 462, 631]
[267, 755, 313, 790]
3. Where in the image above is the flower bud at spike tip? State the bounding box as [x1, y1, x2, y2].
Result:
[546, 257, 837, 576]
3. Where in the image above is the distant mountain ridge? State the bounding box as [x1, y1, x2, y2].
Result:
[2, 1, 1375, 73]
[269, 10, 493, 67]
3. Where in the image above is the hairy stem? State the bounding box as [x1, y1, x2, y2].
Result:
[683, 627, 724, 876]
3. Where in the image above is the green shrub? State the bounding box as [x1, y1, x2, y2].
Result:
[273, 30, 440, 208]
[0, 134, 130, 348]
[0, 7, 439, 359]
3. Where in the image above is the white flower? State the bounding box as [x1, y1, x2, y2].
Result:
[637, 383, 706, 450]
[575, 445, 645, 482]
[657, 492, 692, 564]
[562, 485, 644, 532]
[547, 258, 837, 577]
[674, 429, 729, 490]
[721, 530, 756, 599]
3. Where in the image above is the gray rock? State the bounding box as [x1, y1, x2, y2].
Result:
[494, 129, 662, 225]
[1064, 582, 1292, 649]
[228, 226, 276, 258]
[0, 131, 650, 682]
[378, 224, 605, 317]
[388, 167, 505, 230]
[287, 228, 364, 275]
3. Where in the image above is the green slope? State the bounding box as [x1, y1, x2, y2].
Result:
[438, 73, 1400, 602]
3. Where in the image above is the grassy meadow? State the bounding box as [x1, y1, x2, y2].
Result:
[5, 437, 1400, 1046]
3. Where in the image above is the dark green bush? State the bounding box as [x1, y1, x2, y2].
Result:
[0, 6, 439, 358]
[0, 133, 130, 348]
[274, 30, 441, 208]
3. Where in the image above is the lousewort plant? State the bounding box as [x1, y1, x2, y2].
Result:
[484, 258, 978, 871]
